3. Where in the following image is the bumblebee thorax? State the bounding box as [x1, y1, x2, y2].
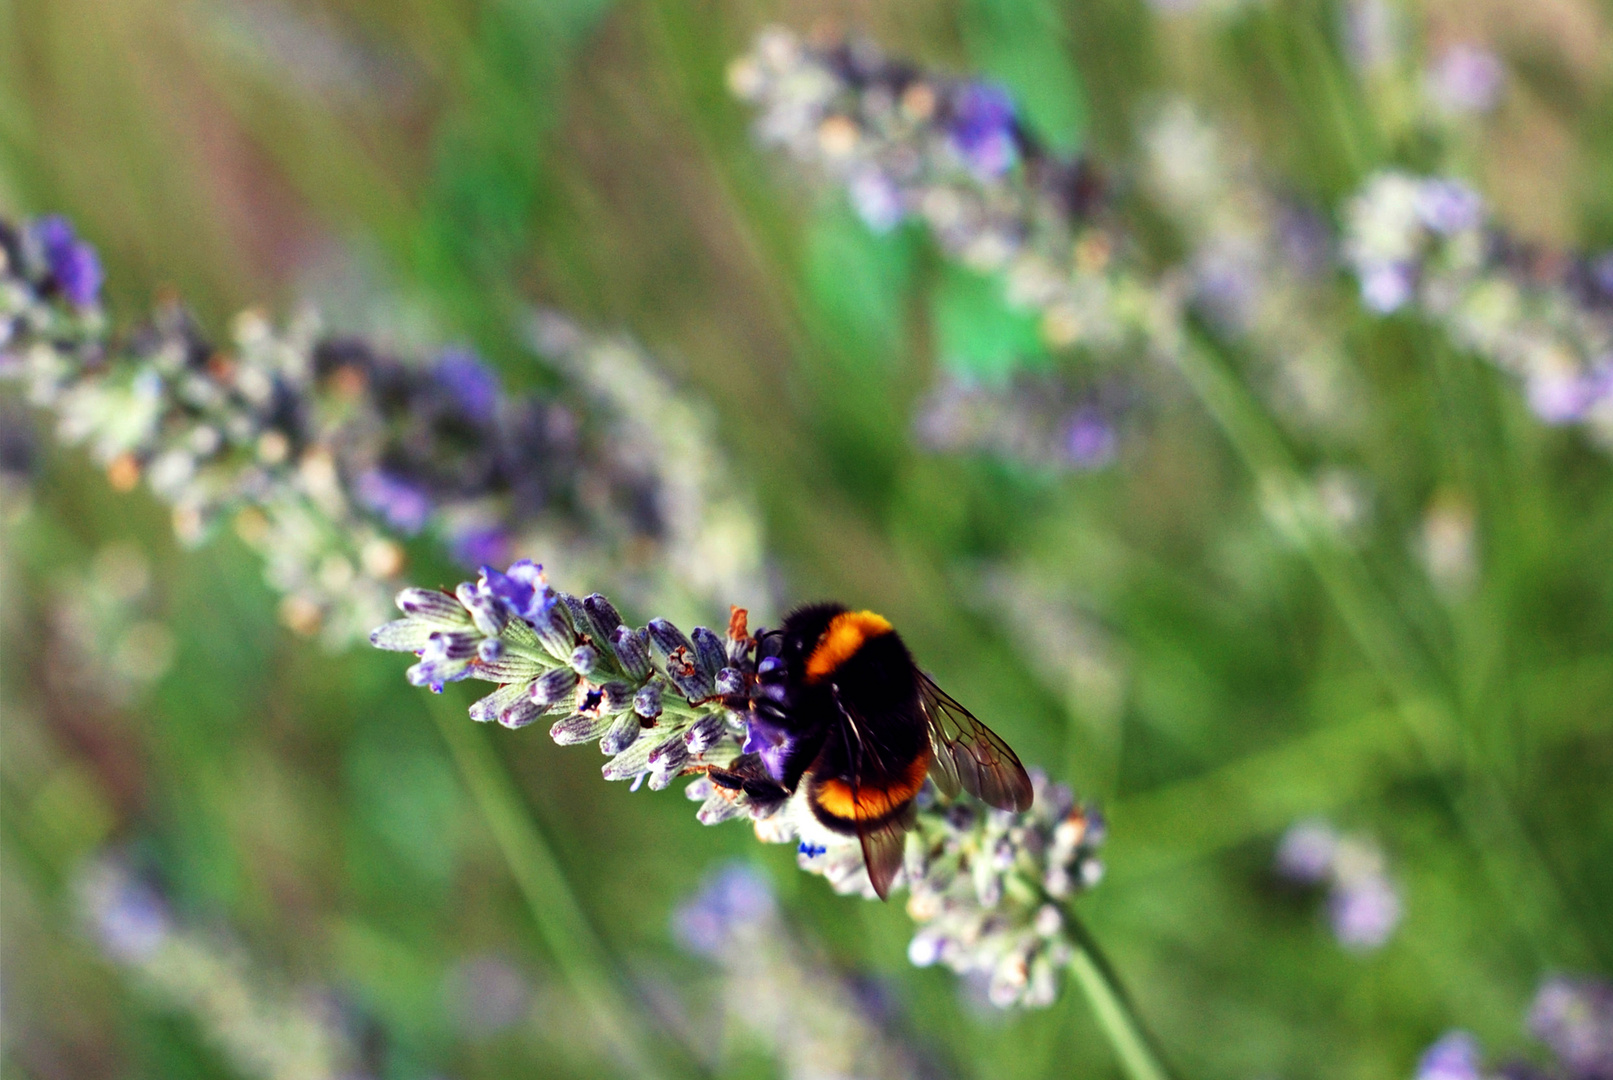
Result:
[806, 609, 894, 683]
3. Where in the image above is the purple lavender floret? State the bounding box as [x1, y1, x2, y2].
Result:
[1528, 363, 1613, 425]
[478, 559, 555, 624]
[1063, 409, 1117, 469]
[1589, 253, 1613, 302]
[948, 83, 1019, 178]
[354, 468, 434, 534]
[1417, 1032, 1484, 1080]
[1360, 262, 1416, 313]
[434, 348, 500, 421]
[672, 863, 776, 957]
[1416, 180, 1485, 236]
[407, 630, 478, 692]
[31, 215, 104, 307]
[741, 713, 798, 784]
[1274, 819, 1338, 884]
[1328, 874, 1402, 950]
[85, 871, 172, 963]
[1529, 977, 1613, 1080]
[449, 525, 510, 569]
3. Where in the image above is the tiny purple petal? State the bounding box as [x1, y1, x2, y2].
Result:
[849, 169, 905, 232]
[948, 83, 1018, 178]
[1275, 818, 1339, 884]
[671, 864, 776, 956]
[1361, 262, 1415, 313]
[1528, 977, 1613, 1080]
[1416, 1032, 1484, 1080]
[32, 215, 104, 307]
[355, 469, 434, 534]
[1328, 873, 1402, 950]
[742, 715, 796, 784]
[1416, 180, 1485, 236]
[449, 525, 510, 569]
[1428, 44, 1505, 115]
[1063, 409, 1117, 469]
[478, 560, 555, 624]
[434, 348, 500, 421]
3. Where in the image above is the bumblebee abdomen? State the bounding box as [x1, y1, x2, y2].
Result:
[807, 750, 931, 834]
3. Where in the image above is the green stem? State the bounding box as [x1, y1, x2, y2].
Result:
[1168, 329, 1594, 967]
[1061, 907, 1177, 1080]
[425, 694, 684, 1080]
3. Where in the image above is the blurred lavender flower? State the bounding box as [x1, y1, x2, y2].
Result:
[1, 215, 763, 646]
[1426, 44, 1507, 116]
[372, 565, 1106, 1009]
[1343, 173, 1613, 448]
[915, 371, 1122, 472]
[1417, 1032, 1485, 1080]
[1414, 978, 1613, 1080]
[30, 216, 104, 308]
[1275, 818, 1403, 951]
[527, 311, 767, 614]
[1274, 818, 1339, 885]
[76, 856, 372, 1080]
[730, 27, 1151, 359]
[1341, 0, 1403, 74]
[948, 83, 1019, 178]
[1530, 977, 1613, 1080]
[442, 953, 535, 1039]
[1144, 102, 1364, 438]
[674, 864, 930, 1079]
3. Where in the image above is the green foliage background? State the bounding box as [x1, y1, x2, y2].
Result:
[3, 1, 1611, 1078]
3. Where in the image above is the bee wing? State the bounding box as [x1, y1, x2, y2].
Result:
[918, 672, 1034, 812]
[857, 811, 910, 901]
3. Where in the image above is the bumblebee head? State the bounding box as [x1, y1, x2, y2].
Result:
[769, 602, 848, 680]
[774, 603, 897, 685]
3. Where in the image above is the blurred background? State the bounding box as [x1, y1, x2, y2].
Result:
[3, 0, 1611, 1078]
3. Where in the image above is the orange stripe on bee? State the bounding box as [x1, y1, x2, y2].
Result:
[805, 610, 893, 682]
[812, 751, 930, 822]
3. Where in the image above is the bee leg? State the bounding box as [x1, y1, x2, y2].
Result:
[708, 753, 791, 810]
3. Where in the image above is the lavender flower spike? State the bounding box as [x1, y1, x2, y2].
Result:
[370, 563, 1107, 1011]
[2, 213, 765, 648]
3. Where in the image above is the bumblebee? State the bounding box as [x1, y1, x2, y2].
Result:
[711, 603, 1034, 899]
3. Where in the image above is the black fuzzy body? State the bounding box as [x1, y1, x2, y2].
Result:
[749, 603, 930, 834]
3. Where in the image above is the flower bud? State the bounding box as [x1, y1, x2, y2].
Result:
[664, 657, 714, 703]
[551, 711, 614, 745]
[683, 713, 728, 755]
[599, 681, 634, 712]
[690, 627, 726, 679]
[582, 593, 624, 641]
[406, 630, 477, 689]
[646, 618, 694, 662]
[468, 683, 530, 724]
[633, 683, 663, 721]
[527, 594, 575, 661]
[530, 666, 579, 708]
[370, 618, 435, 653]
[498, 696, 547, 729]
[600, 711, 643, 755]
[569, 644, 600, 676]
[396, 588, 469, 626]
[561, 593, 593, 640]
[715, 667, 745, 696]
[457, 581, 510, 637]
[648, 733, 691, 786]
[610, 626, 652, 681]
